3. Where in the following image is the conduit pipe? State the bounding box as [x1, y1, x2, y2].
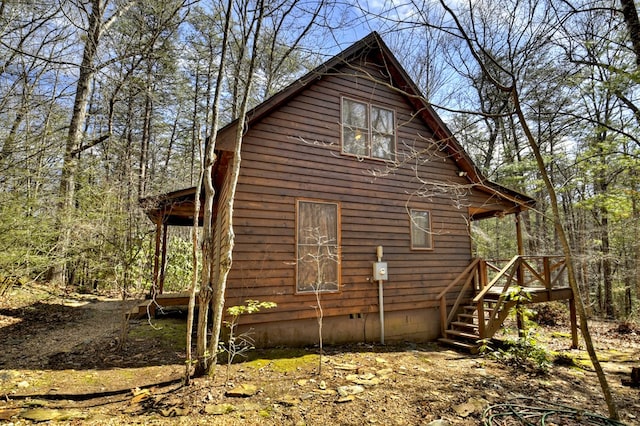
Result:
[376, 245, 385, 345]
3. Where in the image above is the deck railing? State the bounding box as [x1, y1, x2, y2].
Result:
[437, 255, 568, 339]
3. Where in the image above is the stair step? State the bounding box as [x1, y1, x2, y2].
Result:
[463, 305, 494, 313]
[438, 338, 480, 354]
[451, 321, 479, 330]
[457, 313, 484, 321]
[445, 329, 480, 340]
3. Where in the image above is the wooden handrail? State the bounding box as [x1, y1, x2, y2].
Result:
[438, 255, 568, 340]
[438, 258, 482, 336]
[436, 258, 482, 300]
[473, 255, 520, 303]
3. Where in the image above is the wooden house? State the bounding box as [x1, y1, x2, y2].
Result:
[141, 32, 576, 351]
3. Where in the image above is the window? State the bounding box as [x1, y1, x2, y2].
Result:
[296, 200, 340, 293]
[410, 209, 433, 250]
[342, 98, 395, 160]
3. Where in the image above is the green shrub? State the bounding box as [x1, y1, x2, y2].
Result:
[484, 330, 551, 374]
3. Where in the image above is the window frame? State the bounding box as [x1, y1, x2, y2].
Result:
[409, 209, 433, 250]
[341, 96, 396, 161]
[295, 199, 341, 294]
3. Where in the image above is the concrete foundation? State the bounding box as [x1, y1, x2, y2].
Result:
[241, 308, 441, 348]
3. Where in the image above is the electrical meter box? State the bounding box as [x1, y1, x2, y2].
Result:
[373, 262, 388, 281]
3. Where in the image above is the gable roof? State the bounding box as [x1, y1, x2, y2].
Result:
[215, 31, 534, 211]
[142, 32, 534, 225]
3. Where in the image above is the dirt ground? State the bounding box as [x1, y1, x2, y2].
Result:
[1, 283, 639, 425]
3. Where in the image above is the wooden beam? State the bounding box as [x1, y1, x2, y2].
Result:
[515, 211, 524, 256]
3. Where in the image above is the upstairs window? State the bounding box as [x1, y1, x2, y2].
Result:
[342, 98, 395, 160]
[296, 200, 340, 293]
[410, 209, 433, 250]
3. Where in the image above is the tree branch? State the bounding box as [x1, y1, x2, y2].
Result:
[70, 134, 111, 157]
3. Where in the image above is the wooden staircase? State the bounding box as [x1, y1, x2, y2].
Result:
[438, 294, 516, 353]
[437, 255, 574, 353]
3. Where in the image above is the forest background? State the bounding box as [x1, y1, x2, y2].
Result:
[1, 0, 639, 324]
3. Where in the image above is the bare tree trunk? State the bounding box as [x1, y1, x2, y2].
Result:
[53, 0, 103, 284]
[619, 0, 640, 66]
[206, 0, 266, 375]
[194, 0, 234, 377]
[630, 191, 640, 312]
[511, 91, 619, 420]
[438, 1, 619, 417]
[55, 0, 133, 284]
[138, 65, 153, 198]
[186, 147, 203, 384]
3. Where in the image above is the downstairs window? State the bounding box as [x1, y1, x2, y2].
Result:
[296, 200, 340, 293]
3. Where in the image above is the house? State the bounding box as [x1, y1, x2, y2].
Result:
[141, 32, 575, 350]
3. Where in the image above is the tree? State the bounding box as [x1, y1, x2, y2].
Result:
[432, 0, 620, 418]
[187, 0, 331, 377]
[53, 0, 135, 285]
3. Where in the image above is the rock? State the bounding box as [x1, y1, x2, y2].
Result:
[0, 408, 21, 421]
[346, 373, 380, 386]
[20, 408, 62, 422]
[337, 384, 365, 397]
[54, 409, 87, 421]
[453, 397, 487, 417]
[204, 403, 236, 415]
[129, 390, 151, 405]
[314, 388, 337, 396]
[426, 420, 451, 426]
[377, 368, 393, 377]
[278, 395, 301, 406]
[17, 381, 29, 388]
[336, 395, 355, 403]
[19, 408, 85, 422]
[375, 357, 387, 364]
[334, 363, 359, 371]
[225, 383, 258, 397]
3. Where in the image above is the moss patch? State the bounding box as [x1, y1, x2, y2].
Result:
[269, 354, 317, 373]
[550, 331, 572, 339]
[128, 318, 187, 351]
[243, 348, 318, 373]
[244, 354, 317, 373]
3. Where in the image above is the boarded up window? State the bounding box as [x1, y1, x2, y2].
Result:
[342, 98, 395, 160]
[410, 209, 433, 250]
[296, 200, 340, 293]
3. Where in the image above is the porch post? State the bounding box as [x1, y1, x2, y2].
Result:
[152, 219, 162, 297]
[515, 210, 524, 256]
[515, 211, 525, 337]
[159, 222, 168, 295]
[569, 295, 579, 349]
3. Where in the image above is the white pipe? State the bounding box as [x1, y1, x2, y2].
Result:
[378, 279, 385, 345]
[376, 245, 385, 345]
